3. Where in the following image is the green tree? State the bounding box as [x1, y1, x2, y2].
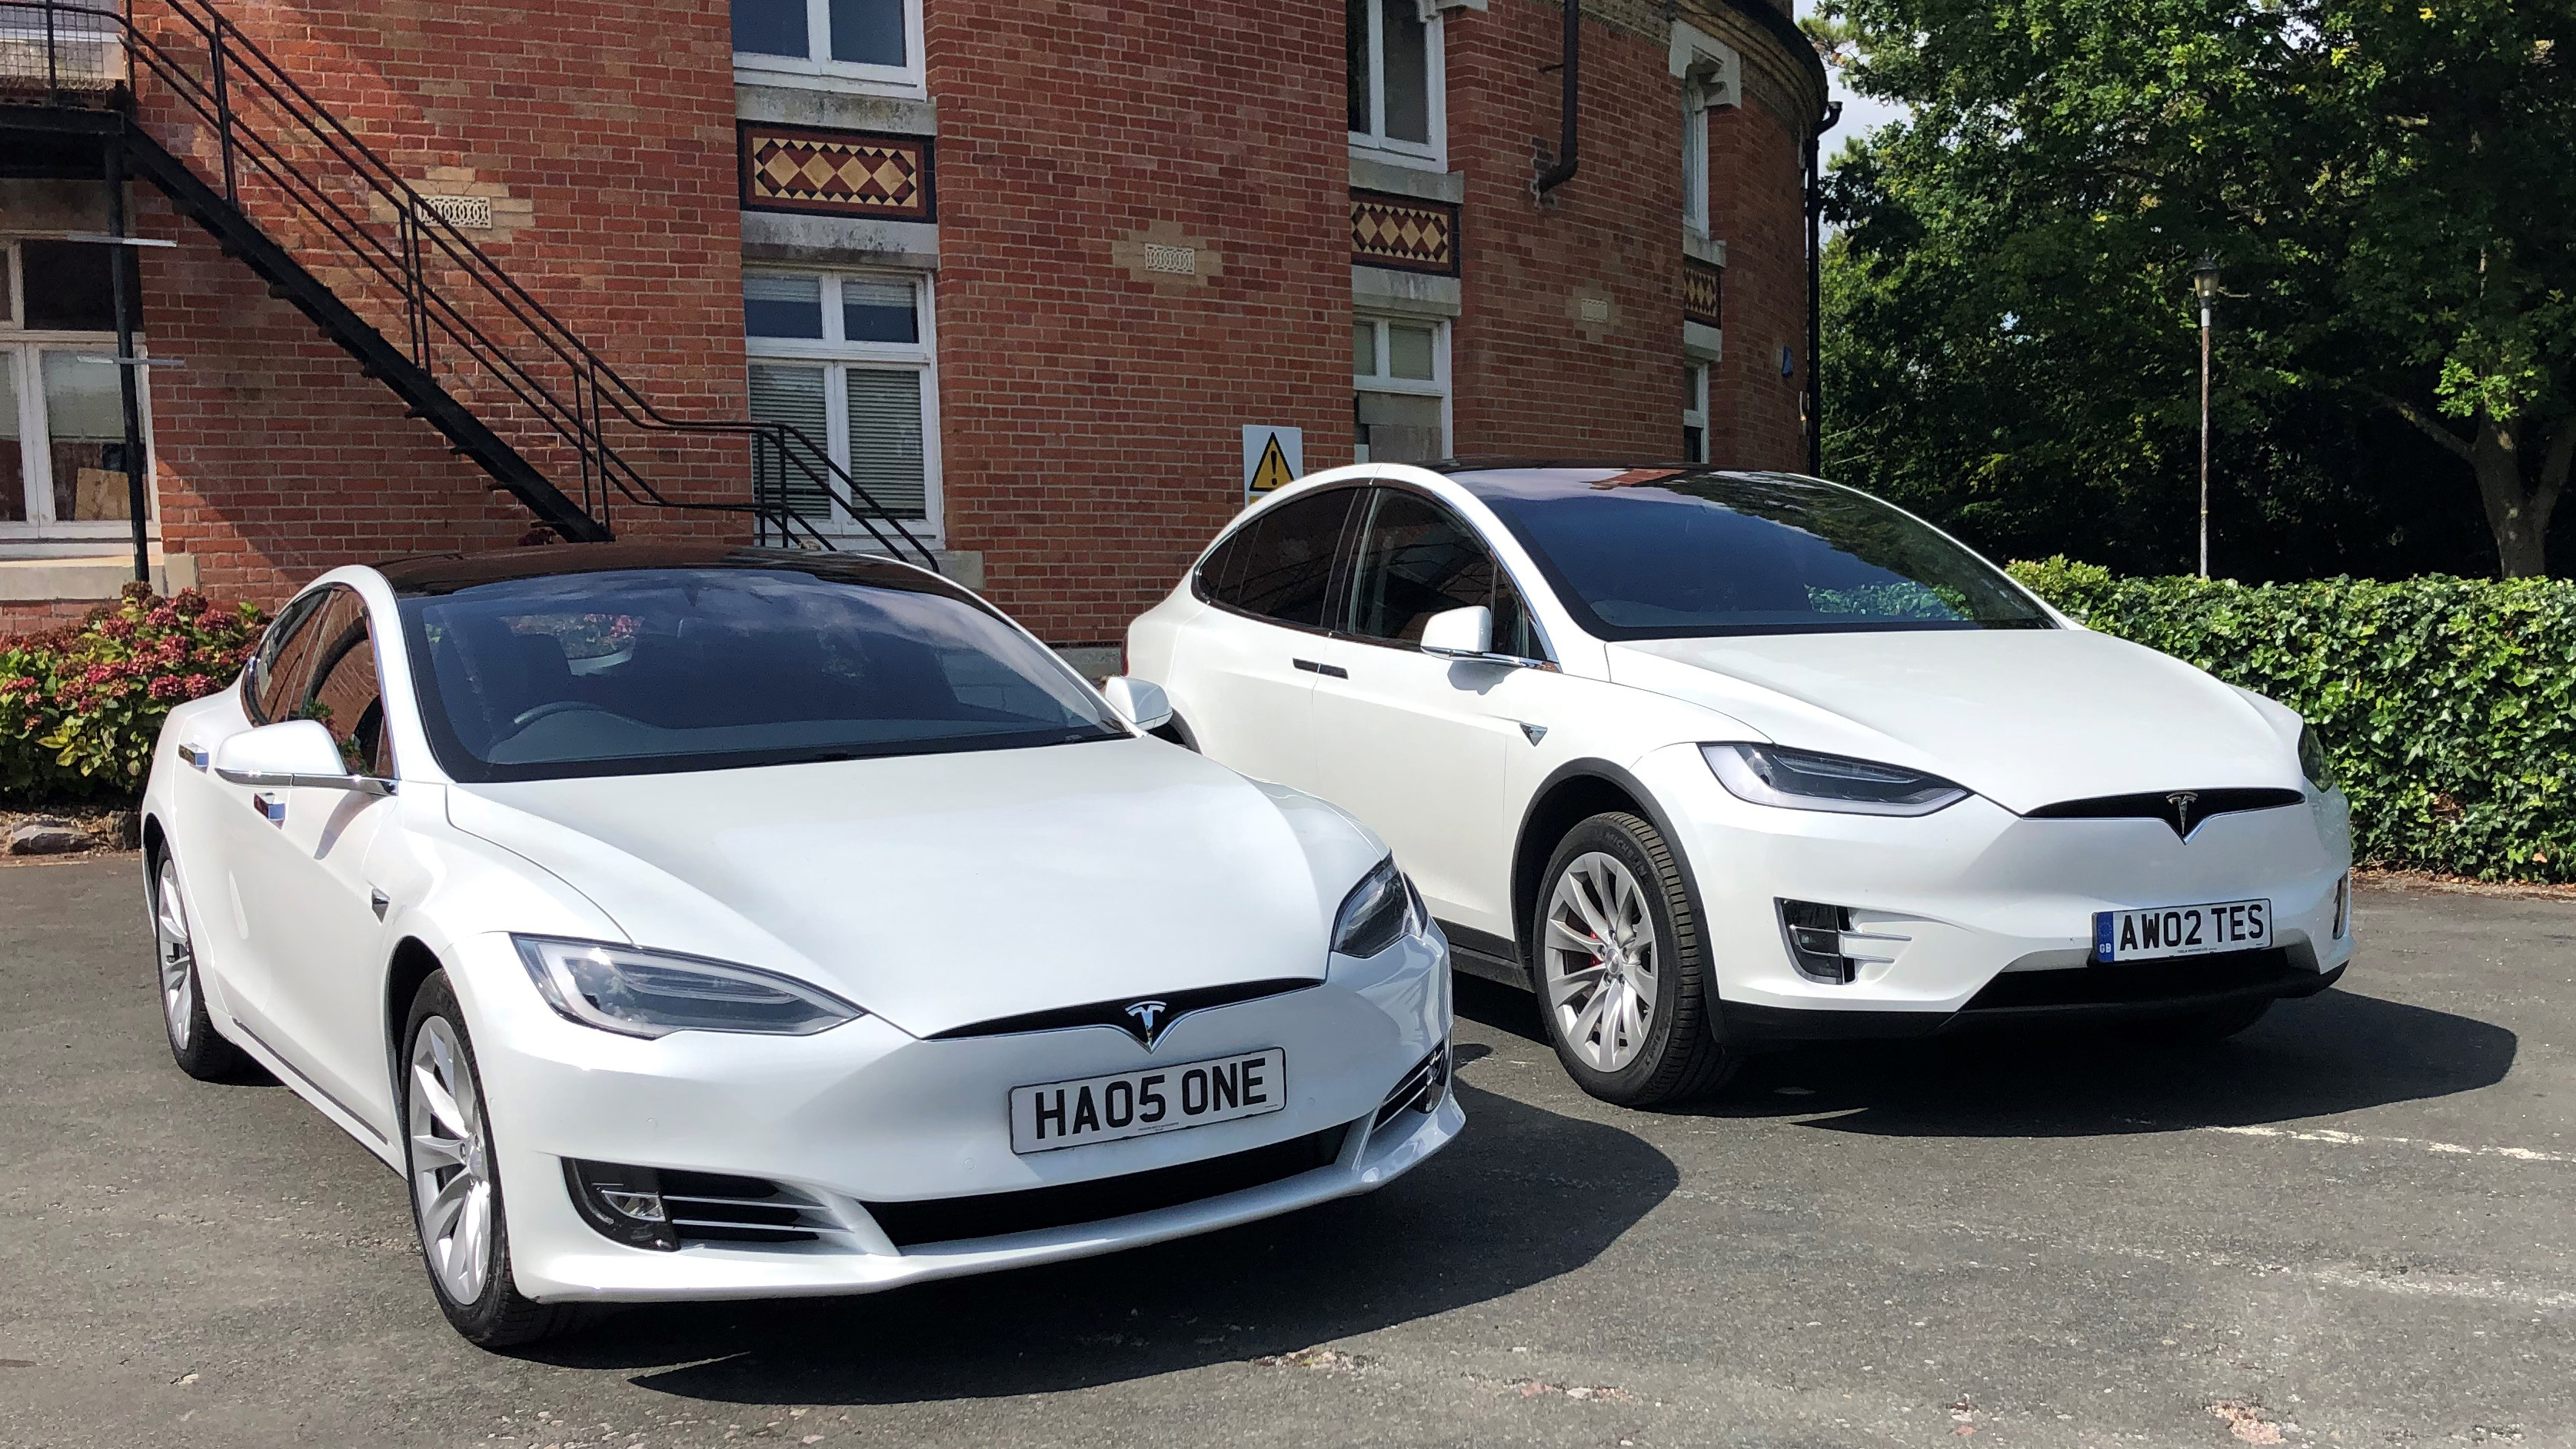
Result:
[1814, 0, 2576, 577]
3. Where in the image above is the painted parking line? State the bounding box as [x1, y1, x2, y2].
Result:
[2198, 1123, 2576, 1164]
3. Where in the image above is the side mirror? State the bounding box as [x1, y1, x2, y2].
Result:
[1419, 605, 1494, 659]
[211, 720, 391, 794]
[1098, 676, 1173, 732]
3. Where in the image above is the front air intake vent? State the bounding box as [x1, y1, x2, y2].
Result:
[863, 1126, 1347, 1249]
[658, 1170, 837, 1244]
[1373, 1041, 1450, 1129]
[564, 1161, 840, 1250]
[1777, 899, 1858, 984]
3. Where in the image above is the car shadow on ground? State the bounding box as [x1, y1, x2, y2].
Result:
[525, 1070, 1676, 1401]
[1455, 975, 2516, 1138]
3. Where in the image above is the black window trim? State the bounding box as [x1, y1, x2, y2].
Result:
[241, 586, 334, 727]
[244, 582, 402, 780]
[1333, 481, 1559, 667]
[1190, 478, 1560, 668]
[1188, 483, 1370, 642]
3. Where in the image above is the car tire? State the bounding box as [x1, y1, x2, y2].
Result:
[1529, 812, 1739, 1107]
[149, 853, 256, 1082]
[402, 971, 586, 1348]
[2135, 998, 2273, 1044]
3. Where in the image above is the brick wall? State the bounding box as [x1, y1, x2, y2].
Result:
[1443, 0, 1810, 471]
[0, 601, 107, 635]
[924, 0, 1352, 647]
[1446, 0, 1682, 461]
[137, 185, 537, 605]
[52, 0, 1817, 639]
[1705, 60, 1812, 469]
[128, 0, 751, 608]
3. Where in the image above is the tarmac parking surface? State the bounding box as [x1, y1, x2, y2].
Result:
[3, 856, 2571, 1448]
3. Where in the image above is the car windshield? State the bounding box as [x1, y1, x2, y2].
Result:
[1471, 471, 2052, 638]
[398, 567, 1123, 781]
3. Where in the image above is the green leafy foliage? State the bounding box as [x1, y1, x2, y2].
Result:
[0, 585, 268, 804]
[1816, 0, 2576, 578]
[2010, 559, 2575, 881]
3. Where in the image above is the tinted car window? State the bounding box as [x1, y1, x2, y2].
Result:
[245, 588, 337, 725]
[1203, 488, 1354, 629]
[301, 596, 395, 776]
[1345, 489, 1543, 656]
[1476, 471, 2051, 639]
[399, 567, 1123, 782]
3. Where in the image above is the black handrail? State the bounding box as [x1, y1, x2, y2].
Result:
[1, 0, 941, 569]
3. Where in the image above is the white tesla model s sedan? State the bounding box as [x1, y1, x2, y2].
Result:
[1126, 465, 2354, 1107]
[140, 545, 1456, 1346]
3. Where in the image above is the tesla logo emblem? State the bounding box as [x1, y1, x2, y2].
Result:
[1123, 1000, 1170, 1047]
[2165, 791, 2202, 839]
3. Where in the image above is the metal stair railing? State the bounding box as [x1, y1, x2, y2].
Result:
[0, 0, 941, 570]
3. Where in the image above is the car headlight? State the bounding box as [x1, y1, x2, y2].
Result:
[2297, 724, 2338, 792]
[1333, 856, 1429, 958]
[512, 935, 864, 1038]
[1702, 742, 1970, 817]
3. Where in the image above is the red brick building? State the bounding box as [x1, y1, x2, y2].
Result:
[0, 0, 1827, 654]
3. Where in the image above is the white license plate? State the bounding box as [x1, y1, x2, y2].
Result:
[2093, 898, 2271, 962]
[1010, 1048, 1286, 1154]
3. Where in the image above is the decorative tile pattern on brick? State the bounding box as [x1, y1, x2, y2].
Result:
[740, 123, 935, 221]
[1684, 257, 1723, 326]
[1352, 190, 1460, 275]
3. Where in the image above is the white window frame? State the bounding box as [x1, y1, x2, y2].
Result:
[744, 267, 943, 545]
[1682, 83, 1712, 237]
[732, 0, 926, 98]
[1353, 312, 1451, 465]
[1348, 2, 1447, 170]
[0, 239, 158, 548]
[1682, 361, 1710, 465]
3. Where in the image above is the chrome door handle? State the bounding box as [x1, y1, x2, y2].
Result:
[1292, 658, 1348, 679]
[250, 792, 285, 826]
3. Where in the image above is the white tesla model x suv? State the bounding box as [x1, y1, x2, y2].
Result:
[1126, 464, 2353, 1107]
[139, 544, 1456, 1345]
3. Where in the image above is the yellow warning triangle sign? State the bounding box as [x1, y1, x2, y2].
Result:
[1249, 432, 1296, 493]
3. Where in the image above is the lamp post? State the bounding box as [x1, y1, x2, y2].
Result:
[2192, 255, 2221, 579]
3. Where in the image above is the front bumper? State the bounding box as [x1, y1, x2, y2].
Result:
[1630, 745, 2358, 1041]
[441, 931, 1456, 1303]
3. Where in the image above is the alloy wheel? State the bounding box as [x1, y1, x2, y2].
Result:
[408, 1017, 494, 1304]
[153, 858, 195, 1051]
[1543, 851, 1660, 1072]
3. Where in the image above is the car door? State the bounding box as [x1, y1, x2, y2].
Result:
[1304, 486, 1563, 938]
[1165, 486, 1360, 793]
[220, 584, 405, 1131]
[200, 587, 337, 1051]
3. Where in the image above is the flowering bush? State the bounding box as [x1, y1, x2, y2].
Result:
[0, 584, 267, 803]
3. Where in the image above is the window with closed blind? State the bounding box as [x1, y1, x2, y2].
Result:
[744, 269, 939, 538]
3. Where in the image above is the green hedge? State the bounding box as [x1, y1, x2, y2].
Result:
[2009, 558, 2575, 883]
[2, 585, 267, 804]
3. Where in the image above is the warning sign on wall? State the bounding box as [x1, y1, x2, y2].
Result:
[1242, 425, 1303, 500]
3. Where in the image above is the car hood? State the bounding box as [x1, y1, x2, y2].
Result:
[1607, 628, 2299, 814]
[441, 737, 1381, 1038]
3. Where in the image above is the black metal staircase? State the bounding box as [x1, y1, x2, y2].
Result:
[0, 0, 940, 568]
